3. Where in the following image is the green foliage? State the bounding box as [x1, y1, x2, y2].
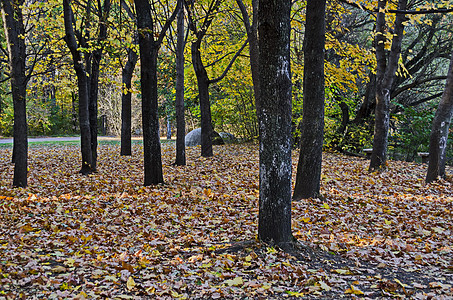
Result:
[322, 86, 374, 153]
[0, 96, 13, 137]
[390, 104, 435, 161]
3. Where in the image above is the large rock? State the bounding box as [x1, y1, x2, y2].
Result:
[219, 132, 238, 144]
[185, 128, 225, 147]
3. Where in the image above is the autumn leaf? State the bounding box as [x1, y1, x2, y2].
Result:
[345, 285, 364, 295]
[126, 276, 136, 290]
[225, 277, 244, 287]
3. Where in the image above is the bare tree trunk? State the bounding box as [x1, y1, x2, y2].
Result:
[293, 0, 326, 200]
[257, 0, 293, 247]
[71, 92, 78, 131]
[1, 0, 28, 187]
[191, 38, 214, 157]
[426, 51, 453, 183]
[174, 0, 186, 165]
[369, 0, 407, 171]
[121, 48, 138, 156]
[135, 0, 164, 185]
[186, 0, 246, 158]
[89, 0, 110, 171]
[63, 0, 112, 174]
[236, 0, 260, 111]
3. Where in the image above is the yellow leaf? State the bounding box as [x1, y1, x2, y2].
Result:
[225, 276, 243, 287]
[345, 285, 364, 295]
[394, 278, 408, 288]
[64, 258, 75, 267]
[384, 219, 391, 225]
[322, 203, 330, 210]
[319, 280, 331, 291]
[334, 269, 351, 275]
[127, 276, 136, 290]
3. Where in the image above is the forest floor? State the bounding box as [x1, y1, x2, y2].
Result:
[0, 143, 452, 299]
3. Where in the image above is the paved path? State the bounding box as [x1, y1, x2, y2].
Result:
[0, 137, 81, 144]
[0, 136, 149, 144]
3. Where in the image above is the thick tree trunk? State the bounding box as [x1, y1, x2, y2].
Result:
[369, 0, 407, 171]
[293, 0, 326, 200]
[135, 0, 164, 186]
[121, 48, 138, 156]
[257, 0, 293, 247]
[191, 38, 214, 157]
[1, 0, 28, 187]
[174, 0, 186, 166]
[426, 51, 453, 183]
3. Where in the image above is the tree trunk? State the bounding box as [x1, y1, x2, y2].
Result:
[174, 0, 186, 166]
[135, 0, 164, 186]
[63, 0, 93, 174]
[88, 0, 111, 172]
[71, 92, 78, 131]
[1, 0, 28, 187]
[292, 0, 326, 200]
[191, 38, 214, 157]
[257, 0, 293, 247]
[166, 116, 171, 139]
[121, 48, 138, 156]
[369, 0, 407, 171]
[236, 0, 260, 112]
[354, 73, 376, 124]
[426, 51, 453, 183]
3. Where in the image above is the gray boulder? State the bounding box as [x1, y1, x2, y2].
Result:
[219, 132, 238, 144]
[185, 128, 225, 147]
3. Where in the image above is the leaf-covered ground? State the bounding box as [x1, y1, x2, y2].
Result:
[0, 143, 452, 299]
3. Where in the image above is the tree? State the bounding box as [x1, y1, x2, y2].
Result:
[134, 0, 177, 186]
[236, 0, 259, 111]
[174, 0, 186, 166]
[1, 0, 27, 187]
[186, 0, 247, 157]
[257, 0, 292, 247]
[119, 0, 138, 156]
[426, 51, 453, 183]
[369, 0, 407, 171]
[63, 0, 112, 174]
[292, 0, 326, 200]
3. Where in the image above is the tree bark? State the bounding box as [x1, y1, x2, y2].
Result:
[121, 47, 138, 156]
[191, 38, 214, 157]
[257, 0, 293, 247]
[186, 0, 246, 158]
[426, 51, 453, 183]
[174, 0, 186, 166]
[292, 0, 326, 200]
[236, 0, 260, 112]
[369, 0, 407, 171]
[1, 0, 28, 187]
[135, 0, 164, 185]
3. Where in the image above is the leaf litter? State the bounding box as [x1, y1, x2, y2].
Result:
[0, 143, 452, 299]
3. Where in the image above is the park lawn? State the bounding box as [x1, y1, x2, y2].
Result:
[0, 143, 452, 299]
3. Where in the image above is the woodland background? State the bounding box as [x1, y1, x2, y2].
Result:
[1, 0, 452, 163]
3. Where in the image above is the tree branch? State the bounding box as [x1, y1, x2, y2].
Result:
[339, 0, 453, 15]
[209, 39, 248, 85]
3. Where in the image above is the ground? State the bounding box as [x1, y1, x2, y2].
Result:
[0, 143, 452, 299]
